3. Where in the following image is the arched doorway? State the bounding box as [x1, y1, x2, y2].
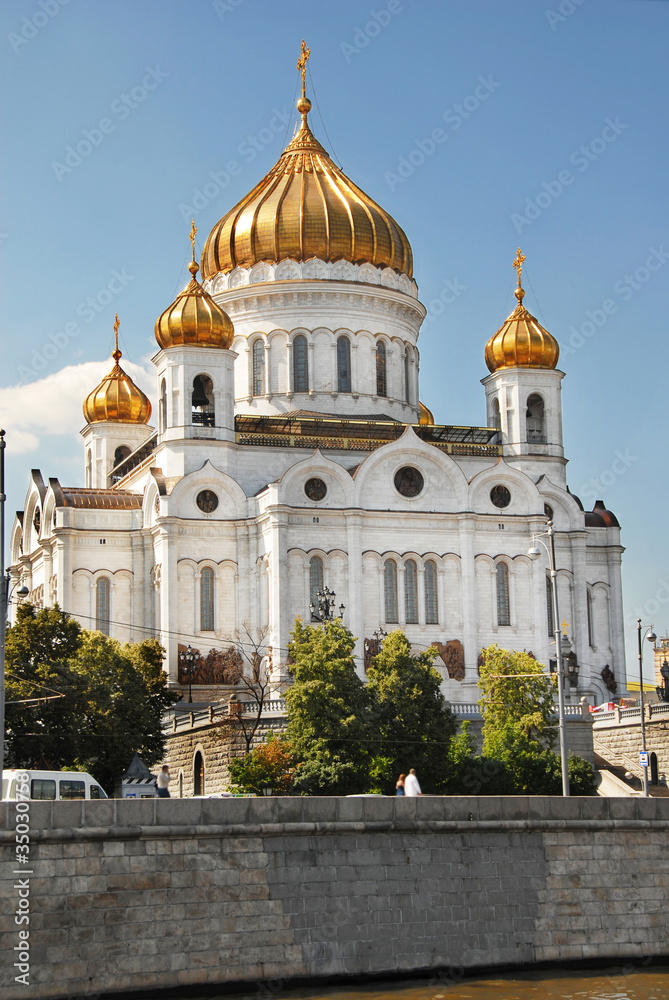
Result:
[193, 751, 205, 796]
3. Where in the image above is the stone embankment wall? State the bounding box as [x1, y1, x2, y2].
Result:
[1, 796, 667, 1000]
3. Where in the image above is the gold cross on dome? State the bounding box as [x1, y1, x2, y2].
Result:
[561, 619, 569, 636]
[297, 38, 310, 99]
[513, 247, 526, 289]
[112, 313, 121, 361]
[189, 219, 197, 262]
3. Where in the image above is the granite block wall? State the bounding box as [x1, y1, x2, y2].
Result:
[1, 796, 667, 999]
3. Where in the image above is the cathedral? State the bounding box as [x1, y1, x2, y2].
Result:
[10, 52, 626, 707]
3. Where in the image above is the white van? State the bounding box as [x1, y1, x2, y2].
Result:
[2, 769, 108, 801]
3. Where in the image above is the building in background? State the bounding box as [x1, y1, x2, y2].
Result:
[10, 56, 626, 707]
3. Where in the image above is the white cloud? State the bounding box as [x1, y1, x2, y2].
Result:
[0, 361, 155, 455]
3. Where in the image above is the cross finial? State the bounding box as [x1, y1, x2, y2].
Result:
[512, 247, 526, 303]
[189, 219, 197, 262]
[561, 618, 569, 636]
[112, 313, 121, 362]
[297, 38, 310, 100]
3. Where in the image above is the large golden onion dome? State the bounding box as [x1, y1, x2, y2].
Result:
[155, 225, 234, 350]
[83, 317, 151, 424]
[201, 78, 413, 280]
[485, 250, 559, 373]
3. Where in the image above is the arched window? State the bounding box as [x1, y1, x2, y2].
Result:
[309, 556, 323, 608]
[547, 574, 554, 637]
[587, 590, 594, 647]
[192, 374, 215, 427]
[193, 751, 204, 796]
[200, 567, 214, 631]
[526, 393, 545, 444]
[252, 340, 265, 396]
[95, 577, 110, 635]
[425, 560, 438, 624]
[404, 349, 411, 403]
[496, 563, 510, 626]
[113, 445, 130, 467]
[293, 335, 309, 392]
[85, 450, 92, 488]
[376, 341, 387, 397]
[384, 559, 398, 623]
[491, 397, 501, 430]
[160, 379, 167, 433]
[404, 559, 418, 623]
[337, 336, 351, 393]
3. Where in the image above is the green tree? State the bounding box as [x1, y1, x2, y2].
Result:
[366, 631, 456, 793]
[285, 618, 370, 795]
[478, 644, 557, 752]
[442, 721, 514, 795]
[5, 604, 177, 792]
[478, 646, 597, 795]
[228, 733, 294, 795]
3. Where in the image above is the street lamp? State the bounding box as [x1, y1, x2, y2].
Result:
[636, 619, 656, 797]
[178, 644, 201, 703]
[528, 519, 569, 796]
[310, 587, 345, 623]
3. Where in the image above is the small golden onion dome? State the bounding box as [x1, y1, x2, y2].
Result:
[201, 98, 413, 280]
[155, 256, 234, 350]
[83, 342, 151, 425]
[485, 249, 559, 373]
[418, 401, 434, 425]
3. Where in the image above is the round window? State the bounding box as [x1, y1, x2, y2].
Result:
[394, 467, 424, 498]
[490, 485, 511, 509]
[196, 490, 219, 514]
[305, 478, 327, 502]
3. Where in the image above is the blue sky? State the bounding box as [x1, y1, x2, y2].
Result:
[1, 0, 667, 680]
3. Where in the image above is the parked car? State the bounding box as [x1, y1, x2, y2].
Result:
[1, 769, 107, 800]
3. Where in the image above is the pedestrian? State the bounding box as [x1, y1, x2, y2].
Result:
[395, 773, 406, 796]
[404, 768, 422, 796]
[156, 765, 171, 798]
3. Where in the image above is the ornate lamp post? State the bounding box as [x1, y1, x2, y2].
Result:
[310, 587, 345, 623]
[528, 520, 569, 796]
[178, 644, 201, 703]
[636, 619, 656, 797]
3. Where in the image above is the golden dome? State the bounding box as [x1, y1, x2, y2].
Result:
[83, 317, 151, 424]
[484, 249, 559, 373]
[201, 98, 413, 280]
[155, 225, 234, 350]
[418, 401, 434, 425]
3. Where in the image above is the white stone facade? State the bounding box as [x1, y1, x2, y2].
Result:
[10, 247, 626, 707]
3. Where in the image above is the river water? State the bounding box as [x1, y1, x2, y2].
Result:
[216, 966, 669, 1000]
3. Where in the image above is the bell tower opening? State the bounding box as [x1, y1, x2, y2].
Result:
[192, 375, 215, 427]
